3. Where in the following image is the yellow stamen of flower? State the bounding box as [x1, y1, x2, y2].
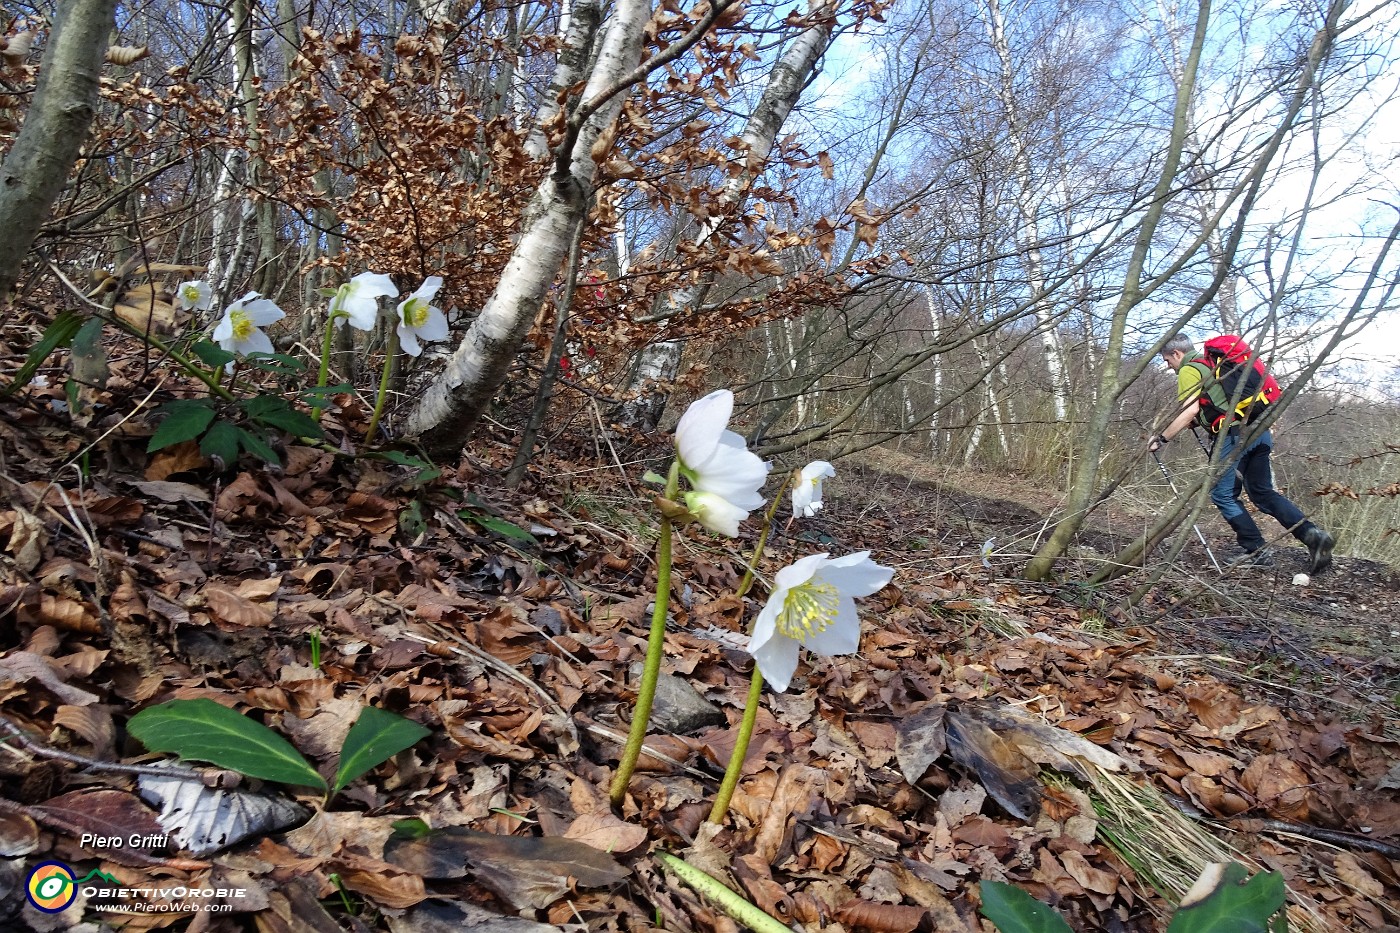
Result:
[229, 309, 254, 341]
[402, 298, 429, 328]
[182, 284, 201, 303]
[775, 581, 840, 640]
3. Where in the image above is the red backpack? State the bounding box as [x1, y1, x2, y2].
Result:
[1194, 335, 1282, 432]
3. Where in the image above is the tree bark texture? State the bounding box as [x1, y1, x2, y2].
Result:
[0, 0, 120, 297]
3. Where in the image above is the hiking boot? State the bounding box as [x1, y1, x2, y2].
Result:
[1302, 526, 1334, 574]
[1226, 546, 1274, 567]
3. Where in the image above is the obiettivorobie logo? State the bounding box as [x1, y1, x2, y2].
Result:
[26, 863, 121, 913]
[25, 861, 244, 915]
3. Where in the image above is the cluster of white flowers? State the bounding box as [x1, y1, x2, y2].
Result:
[674, 389, 770, 536]
[327, 271, 447, 357]
[671, 391, 893, 692]
[189, 271, 449, 362]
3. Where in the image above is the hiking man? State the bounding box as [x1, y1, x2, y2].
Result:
[1149, 334, 1334, 572]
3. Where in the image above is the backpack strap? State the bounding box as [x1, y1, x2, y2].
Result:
[1185, 360, 1229, 431]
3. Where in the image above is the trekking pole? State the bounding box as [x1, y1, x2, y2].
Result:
[1189, 426, 1212, 458]
[1151, 450, 1223, 574]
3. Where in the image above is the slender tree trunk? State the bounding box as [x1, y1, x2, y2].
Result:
[207, 8, 246, 305]
[1024, 0, 1212, 581]
[0, 0, 120, 297]
[507, 219, 586, 488]
[782, 318, 808, 423]
[401, 0, 652, 455]
[964, 335, 1008, 465]
[983, 0, 1070, 421]
[228, 0, 278, 297]
[523, 0, 603, 160]
[922, 283, 942, 448]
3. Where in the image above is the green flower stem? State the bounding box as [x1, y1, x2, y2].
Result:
[736, 470, 795, 598]
[655, 853, 792, 933]
[363, 324, 398, 443]
[707, 665, 764, 823]
[106, 314, 234, 401]
[312, 308, 341, 422]
[709, 468, 794, 824]
[610, 462, 681, 807]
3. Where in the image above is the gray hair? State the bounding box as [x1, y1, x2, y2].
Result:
[1163, 334, 1196, 356]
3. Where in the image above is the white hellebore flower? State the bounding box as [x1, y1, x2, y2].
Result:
[332, 271, 398, 330]
[175, 279, 213, 312]
[791, 460, 835, 517]
[683, 491, 749, 538]
[395, 276, 448, 357]
[674, 389, 770, 535]
[748, 551, 894, 692]
[213, 292, 285, 358]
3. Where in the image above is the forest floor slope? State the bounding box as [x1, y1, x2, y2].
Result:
[1, 404, 1397, 931]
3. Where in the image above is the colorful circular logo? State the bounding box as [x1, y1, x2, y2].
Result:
[26, 861, 77, 912]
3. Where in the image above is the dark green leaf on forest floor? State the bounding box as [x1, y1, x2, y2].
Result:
[128, 698, 326, 790]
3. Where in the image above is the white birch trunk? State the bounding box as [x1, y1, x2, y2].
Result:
[205, 7, 246, 307]
[559, 0, 575, 40]
[921, 282, 942, 447]
[614, 225, 631, 276]
[782, 317, 807, 423]
[962, 408, 984, 466]
[622, 0, 836, 427]
[963, 335, 998, 465]
[984, 0, 1070, 421]
[523, 0, 603, 160]
[402, 0, 651, 454]
[993, 357, 1011, 459]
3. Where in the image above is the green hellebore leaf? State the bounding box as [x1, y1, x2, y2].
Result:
[128, 698, 326, 789]
[236, 426, 281, 465]
[979, 881, 1075, 933]
[190, 340, 236, 370]
[332, 706, 431, 795]
[244, 352, 306, 376]
[1166, 864, 1285, 933]
[198, 419, 239, 466]
[241, 395, 322, 439]
[148, 399, 217, 452]
[3, 310, 84, 397]
[390, 818, 433, 839]
[459, 510, 537, 545]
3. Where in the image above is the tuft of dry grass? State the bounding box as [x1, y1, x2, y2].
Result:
[1079, 766, 1334, 933]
